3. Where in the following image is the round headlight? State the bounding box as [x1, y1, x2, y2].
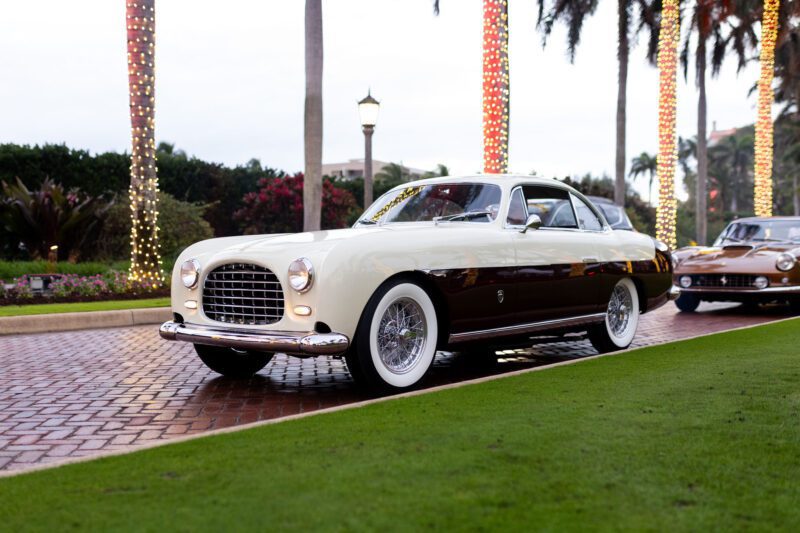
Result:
[679, 275, 692, 288]
[180, 259, 201, 288]
[753, 276, 769, 290]
[776, 253, 796, 272]
[288, 258, 314, 293]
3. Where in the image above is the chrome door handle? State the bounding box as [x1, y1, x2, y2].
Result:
[582, 257, 599, 263]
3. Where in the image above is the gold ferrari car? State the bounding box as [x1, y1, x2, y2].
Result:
[673, 216, 800, 312]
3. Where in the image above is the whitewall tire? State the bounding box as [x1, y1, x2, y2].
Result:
[346, 279, 438, 393]
[589, 277, 639, 353]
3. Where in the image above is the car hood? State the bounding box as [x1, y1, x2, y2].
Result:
[674, 243, 800, 273]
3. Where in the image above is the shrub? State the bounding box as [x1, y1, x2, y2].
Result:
[92, 192, 214, 262]
[49, 274, 110, 298]
[10, 275, 34, 300]
[18, 270, 162, 301]
[0, 178, 113, 261]
[0, 260, 128, 279]
[235, 173, 358, 234]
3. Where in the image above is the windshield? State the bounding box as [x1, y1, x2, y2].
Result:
[597, 204, 632, 229]
[357, 183, 502, 225]
[715, 220, 800, 245]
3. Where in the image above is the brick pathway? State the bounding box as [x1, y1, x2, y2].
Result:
[0, 302, 793, 473]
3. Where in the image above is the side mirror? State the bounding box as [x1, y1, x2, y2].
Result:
[521, 214, 542, 233]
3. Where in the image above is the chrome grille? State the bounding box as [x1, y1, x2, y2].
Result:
[202, 263, 284, 325]
[689, 274, 757, 289]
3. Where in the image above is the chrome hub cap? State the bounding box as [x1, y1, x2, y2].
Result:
[608, 284, 633, 337]
[377, 298, 427, 374]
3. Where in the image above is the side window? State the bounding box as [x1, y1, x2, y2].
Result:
[571, 195, 604, 231]
[521, 185, 578, 229]
[506, 188, 527, 226]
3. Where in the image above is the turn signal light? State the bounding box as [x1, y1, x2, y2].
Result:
[293, 305, 312, 316]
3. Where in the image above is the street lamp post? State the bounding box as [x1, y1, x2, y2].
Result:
[358, 91, 380, 207]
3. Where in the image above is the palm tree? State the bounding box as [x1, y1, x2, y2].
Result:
[375, 163, 410, 184]
[536, 0, 660, 207]
[678, 136, 697, 180]
[422, 164, 450, 179]
[680, 0, 758, 243]
[304, 0, 323, 231]
[125, 0, 162, 283]
[753, 0, 781, 216]
[629, 152, 657, 204]
[710, 132, 753, 212]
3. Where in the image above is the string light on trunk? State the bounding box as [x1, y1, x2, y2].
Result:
[655, 0, 680, 249]
[482, 0, 509, 174]
[126, 0, 163, 285]
[754, 0, 780, 217]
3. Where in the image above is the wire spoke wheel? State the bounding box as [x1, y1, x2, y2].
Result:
[589, 277, 639, 353]
[376, 297, 427, 374]
[607, 283, 633, 337]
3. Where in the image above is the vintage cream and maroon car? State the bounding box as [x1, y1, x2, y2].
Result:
[673, 216, 800, 312]
[160, 175, 675, 392]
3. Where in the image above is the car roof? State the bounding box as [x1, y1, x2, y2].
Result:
[587, 195, 616, 205]
[400, 174, 574, 191]
[728, 216, 800, 223]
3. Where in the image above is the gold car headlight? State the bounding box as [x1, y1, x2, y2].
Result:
[776, 253, 796, 272]
[288, 258, 314, 293]
[180, 259, 201, 288]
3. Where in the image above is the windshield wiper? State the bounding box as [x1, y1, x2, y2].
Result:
[355, 218, 377, 225]
[433, 211, 493, 223]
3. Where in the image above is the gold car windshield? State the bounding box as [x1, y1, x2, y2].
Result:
[358, 183, 502, 225]
[715, 220, 800, 245]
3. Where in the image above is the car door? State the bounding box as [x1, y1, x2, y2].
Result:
[508, 185, 603, 323]
[569, 192, 618, 305]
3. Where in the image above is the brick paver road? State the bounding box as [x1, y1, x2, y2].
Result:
[0, 302, 793, 473]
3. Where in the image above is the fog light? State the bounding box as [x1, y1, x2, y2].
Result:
[753, 276, 769, 290]
[184, 300, 198, 309]
[293, 305, 312, 316]
[679, 275, 692, 288]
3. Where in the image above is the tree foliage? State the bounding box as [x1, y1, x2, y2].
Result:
[0, 143, 283, 237]
[234, 173, 357, 235]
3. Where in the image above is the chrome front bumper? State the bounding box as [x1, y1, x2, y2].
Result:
[159, 321, 350, 356]
[668, 285, 681, 301]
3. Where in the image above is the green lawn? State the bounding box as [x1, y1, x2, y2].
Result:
[1, 319, 798, 531]
[0, 297, 170, 316]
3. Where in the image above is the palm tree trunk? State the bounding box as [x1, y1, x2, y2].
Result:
[126, 0, 162, 284]
[614, 0, 629, 207]
[482, 0, 509, 173]
[303, 0, 323, 231]
[696, 39, 708, 246]
[754, 0, 779, 217]
[794, 173, 799, 215]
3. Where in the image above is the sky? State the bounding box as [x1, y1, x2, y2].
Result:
[0, 0, 764, 199]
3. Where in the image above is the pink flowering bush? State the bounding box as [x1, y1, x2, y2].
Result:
[48, 271, 160, 298]
[10, 275, 34, 300]
[49, 274, 110, 298]
[0, 270, 167, 304]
